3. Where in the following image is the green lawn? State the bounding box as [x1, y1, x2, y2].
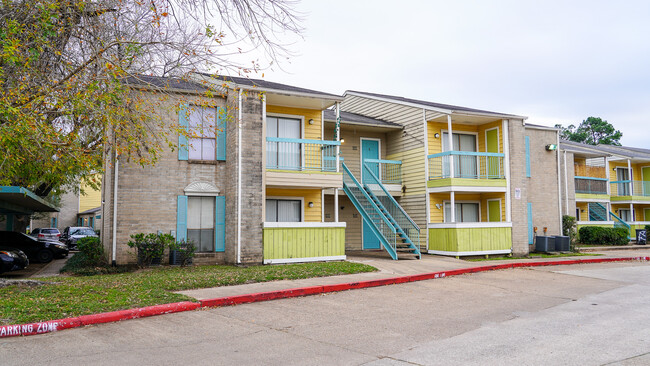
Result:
[465, 252, 601, 262]
[0, 261, 376, 325]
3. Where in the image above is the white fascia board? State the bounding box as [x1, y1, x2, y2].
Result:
[523, 124, 558, 131]
[576, 221, 614, 225]
[263, 222, 347, 228]
[427, 222, 513, 229]
[427, 186, 507, 193]
[264, 255, 346, 264]
[344, 91, 452, 115]
[574, 198, 610, 203]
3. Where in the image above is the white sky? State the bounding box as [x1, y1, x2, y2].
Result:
[252, 0, 650, 147]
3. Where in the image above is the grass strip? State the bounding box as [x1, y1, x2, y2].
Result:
[0, 261, 376, 325]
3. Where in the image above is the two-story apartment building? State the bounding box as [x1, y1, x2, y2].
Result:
[100, 75, 565, 265]
[560, 140, 650, 239]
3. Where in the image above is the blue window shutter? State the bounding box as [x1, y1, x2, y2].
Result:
[525, 136, 531, 177]
[177, 195, 188, 242]
[527, 202, 534, 244]
[178, 104, 189, 161]
[216, 107, 226, 161]
[215, 196, 225, 252]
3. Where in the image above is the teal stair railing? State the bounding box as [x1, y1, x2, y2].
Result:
[588, 202, 608, 221]
[592, 202, 632, 240]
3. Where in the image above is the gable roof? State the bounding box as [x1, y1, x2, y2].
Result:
[201, 74, 343, 100]
[560, 140, 650, 160]
[125, 75, 210, 93]
[345, 90, 525, 119]
[323, 110, 402, 129]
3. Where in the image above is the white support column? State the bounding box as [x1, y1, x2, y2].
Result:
[450, 191, 456, 223]
[502, 120, 512, 222]
[321, 190, 325, 223]
[627, 159, 633, 195]
[423, 109, 430, 224]
[334, 191, 339, 223]
[261, 94, 267, 222]
[334, 102, 340, 223]
[605, 157, 611, 196]
[447, 114, 454, 178]
[556, 132, 563, 233]
[563, 150, 569, 215]
[630, 203, 635, 221]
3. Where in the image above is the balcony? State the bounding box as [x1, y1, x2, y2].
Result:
[265, 137, 343, 189]
[427, 151, 506, 190]
[610, 180, 650, 201]
[363, 159, 402, 185]
[574, 176, 608, 196]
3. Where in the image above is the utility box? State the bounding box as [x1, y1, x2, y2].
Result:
[636, 229, 647, 245]
[535, 236, 555, 252]
[554, 236, 570, 251]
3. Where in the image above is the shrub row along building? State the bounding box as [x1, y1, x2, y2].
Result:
[5, 75, 647, 265]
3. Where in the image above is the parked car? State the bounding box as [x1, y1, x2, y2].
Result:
[0, 247, 29, 274]
[0, 231, 68, 263]
[29, 227, 61, 241]
[60, 227, 98, 250]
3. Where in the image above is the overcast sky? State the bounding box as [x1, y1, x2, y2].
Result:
[247, 0, 650, 147]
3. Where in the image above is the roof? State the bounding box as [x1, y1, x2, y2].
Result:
[524, 123, 559, 131]
[201, 74, 343, 100]
[0, 186, 59, 215]
[125, 75, 210, 93]
[79, 207, 101, 215]
[323, 110, 402, 129]
[346, 90, 525, 119]
[560, 140, 650, 160]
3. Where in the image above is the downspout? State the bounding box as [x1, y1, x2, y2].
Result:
[111, 151, 119, 267]
[556, 132, 562, 234]
[563, 150, 569, 216]
[334, 102, 340, 223]
[237, 88, 243, 264]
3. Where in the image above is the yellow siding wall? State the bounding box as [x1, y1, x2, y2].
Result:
[574, 158, 607, 179]
[79, 175, 102, 212]
[428, 192, 506, 223]
[266, 105, 322, 140]
[427, 121, 503, 155]
[576, 202, 589, 221]
[609, 161, 643, 182]
[266, 188, 322, 222]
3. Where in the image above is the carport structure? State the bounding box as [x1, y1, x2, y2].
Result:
[0, 186, 58, 231]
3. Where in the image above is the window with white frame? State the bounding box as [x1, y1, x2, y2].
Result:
[444, 202, 480, 223]
[266, 199, 301, 222]
[188, 106, 217, 160]
[266, 116, 301, 169]
[187, 196, 215, 252]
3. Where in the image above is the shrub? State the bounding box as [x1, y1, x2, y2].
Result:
[127, 233, 175, 268]
[645, 224, 650, 232]
[170, 239, 196, 267]
[562, 215, 577, 251]
[578, 226, 629, 246]
[76, 237, 105, 267]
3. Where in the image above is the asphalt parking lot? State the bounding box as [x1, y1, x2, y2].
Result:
[3, 260, 650, 365]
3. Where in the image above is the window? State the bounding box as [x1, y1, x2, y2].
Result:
[618, 209, 631, 222]
[187, 196, 215, 252]
[442, 132, 478, 178]
[189, 106, 217, 161]
[444, 202, 480, 223]
[266, 199, 301, 222]
[266, 116, 301, 169]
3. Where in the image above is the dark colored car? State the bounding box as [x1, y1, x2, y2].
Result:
[29, 227, 61, 241]
[60, 226, 98, 250]
[0, 231, 68, 263]
[0, 247, 29, 274]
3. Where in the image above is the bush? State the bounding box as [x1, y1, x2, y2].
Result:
[76, 237, 105, 267]
[645, 224, 650, 232]
[127, 233, 175, 268]
[578, 226, 629, 246]
[169, 239, 196, 267]
[562, 215, 577, 251]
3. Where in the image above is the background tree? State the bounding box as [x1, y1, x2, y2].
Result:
[555, 117, 623, 146]
[0, 0, 301, 195]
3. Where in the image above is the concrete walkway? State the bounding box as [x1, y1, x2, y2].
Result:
[177, 248, 650, 300]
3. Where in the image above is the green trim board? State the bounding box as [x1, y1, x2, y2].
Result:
[610, 196, 650, 202]
[427, 178, 507, 188]
[575, 193, 610, 201]
[266, 169, 342, 175]
[428, 226, 512, 254]
[263, 226, 346, 260]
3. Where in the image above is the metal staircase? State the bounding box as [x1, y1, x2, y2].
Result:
[591, 202, 632, 240]
[588, 202, 608, 221]
[341, 162, 420, 260]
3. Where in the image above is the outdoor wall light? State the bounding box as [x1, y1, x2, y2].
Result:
[545, 144, 557, 151]
[308, 202, 314, 208]
[308, 119, 314, 125]
[340, 138, 345, 143]
[434, 133, 440, 138]
[435, 204, 442, 210]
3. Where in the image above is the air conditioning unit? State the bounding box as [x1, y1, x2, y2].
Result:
[535, 236, 555, 252]
[554, 236, 570, 252]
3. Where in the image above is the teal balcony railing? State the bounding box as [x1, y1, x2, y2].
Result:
[363, 159, 402, 185]
[575, 176, 608, 195]
[610, 180, 650, 197]
[428, 151, 505, 180]
[266, 137, 341, 172]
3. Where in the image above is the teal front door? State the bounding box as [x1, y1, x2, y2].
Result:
[361, 139, 381, 249]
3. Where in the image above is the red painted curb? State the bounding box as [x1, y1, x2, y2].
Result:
[2, 256, 649, 338]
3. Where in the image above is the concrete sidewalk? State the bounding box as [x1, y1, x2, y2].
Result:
[177, 249, 650, 300]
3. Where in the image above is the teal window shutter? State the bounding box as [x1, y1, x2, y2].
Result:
[525, 136, 531, 177]
[177, 195, 188, 242]
[216, 107, 226, 161]
[527, 202, 534, 244]
[178, 104, 189, 161]
[215, 196, 225, 252]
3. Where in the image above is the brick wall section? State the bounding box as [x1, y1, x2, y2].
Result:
[224, 89, 264, 265]
[101, 91, 229, 265]
[508, 121, 562, 255]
